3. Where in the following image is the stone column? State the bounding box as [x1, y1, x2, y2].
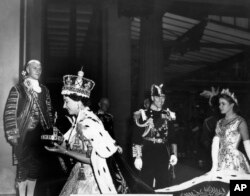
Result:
[83, 4, 102, 101]
[25, 0, 43, 68]
[0, 0, 21, 194]
[102, 0, 131, 156]
[138, 7, 165, 103]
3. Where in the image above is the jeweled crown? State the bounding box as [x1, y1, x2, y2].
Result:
[221, 88, 238, 105]
[61, 68, 95, 98]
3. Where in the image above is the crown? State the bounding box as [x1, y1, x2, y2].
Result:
[221, 88, 238, 105]
[61, 68, 95, 98]
[151, 84, 165, 97]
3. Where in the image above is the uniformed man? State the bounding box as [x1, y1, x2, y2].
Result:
[132, 84, 178, 189]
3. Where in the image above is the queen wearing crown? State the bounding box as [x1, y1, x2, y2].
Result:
[156, 89, 250, 196]
[45, 69, 154, 195]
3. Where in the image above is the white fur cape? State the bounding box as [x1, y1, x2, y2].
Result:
[64, 107, 118, 194]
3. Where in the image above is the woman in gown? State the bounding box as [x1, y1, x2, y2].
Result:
[46, 69, 154, 195]
[156, 89, 250, 196]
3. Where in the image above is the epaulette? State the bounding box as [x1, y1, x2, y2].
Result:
[163, 108, 176, 120]
[134, 109, 147, 121]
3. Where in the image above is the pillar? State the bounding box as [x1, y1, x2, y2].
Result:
[102, 0, 131, 155]
[138, 6, 165, 103]
[24, 0, 43, 78]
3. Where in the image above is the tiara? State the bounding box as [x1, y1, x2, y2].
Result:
[221, 88, 238, 105]
[61, 68, 95, 98]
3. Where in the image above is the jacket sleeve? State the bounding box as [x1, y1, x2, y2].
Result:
[132, 109, 147, 145]
[3, 86, 20, 142]
[132, 109, 146, 158]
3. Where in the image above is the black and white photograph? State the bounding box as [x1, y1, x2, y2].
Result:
[0, 0, 250, 195]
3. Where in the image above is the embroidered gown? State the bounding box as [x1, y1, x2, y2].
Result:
[216, 116, 250, 173]
[59, 132, 100, 195]
[156, 116, 250, 196]
[59, 107, 154, 195]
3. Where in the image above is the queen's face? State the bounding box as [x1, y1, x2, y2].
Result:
[219, 98, 234, 114]
[152, 95, 165, 109]
[63, 96, 79, 115]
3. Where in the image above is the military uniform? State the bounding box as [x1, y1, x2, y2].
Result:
[133, 107, 176, 189]
[133, 84, 177, 189]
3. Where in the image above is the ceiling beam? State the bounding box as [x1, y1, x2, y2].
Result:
[169, 51, 245, 84]
[172, 0, 248, 6]
[167, 0, 249, 18]
[167, 60, 214, 66]
[164, 42, 249, 50]
[209, 19, 250, 33]
[199, 43, 248, 50]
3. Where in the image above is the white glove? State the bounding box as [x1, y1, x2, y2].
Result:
[169, 154, 178, 166]
[211, 136, 220, 171]
[243, 140, 250, 161]
[134, 157, 143, 170]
